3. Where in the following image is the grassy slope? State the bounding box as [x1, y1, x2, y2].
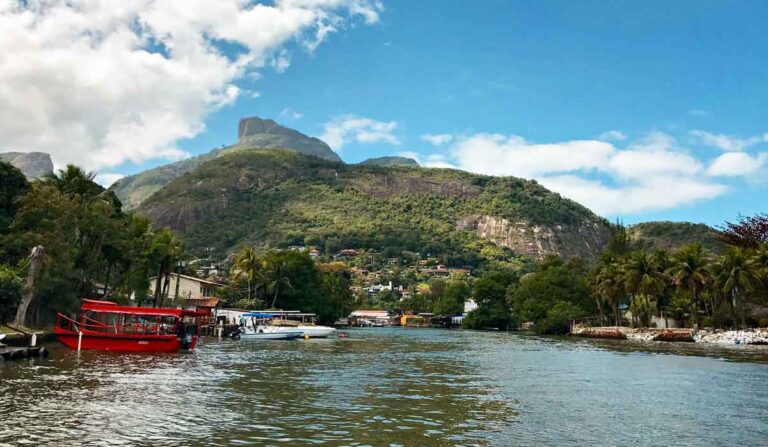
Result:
[137, 149, 609, 260]
[628, 221, 724, 253]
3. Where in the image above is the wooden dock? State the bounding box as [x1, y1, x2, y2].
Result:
[0, 345, 49, 361]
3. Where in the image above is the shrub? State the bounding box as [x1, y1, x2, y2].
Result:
[534, 301, 584, 335]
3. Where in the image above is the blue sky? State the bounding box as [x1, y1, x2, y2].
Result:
[4, 0, 767, 225]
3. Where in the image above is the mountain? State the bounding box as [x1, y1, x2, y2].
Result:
[112, 117, 340, 209]
[236, 117, 340, 162]
[359, 156, 419, 167]
[136, 148, 612, 262]
[628, 221, 724, 253]
[0, 152, 53, 179]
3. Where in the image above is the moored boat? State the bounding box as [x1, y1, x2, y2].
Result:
[231, 312, 303, 340]
[54, 299, 207, 352]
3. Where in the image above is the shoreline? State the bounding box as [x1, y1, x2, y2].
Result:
[571, 326, 768, 345]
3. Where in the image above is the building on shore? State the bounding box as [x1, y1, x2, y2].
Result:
[149, 274, 223, 313]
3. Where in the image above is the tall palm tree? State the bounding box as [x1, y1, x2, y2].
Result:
[668, 243, 711, 327]
[713, 247, 757, 328]
[232, 246, 260, 301]
[149, 228, 183, 307]
[623, 251, 667, 327]
[593, 259, 625, 326]
[261, 259, 293, 309]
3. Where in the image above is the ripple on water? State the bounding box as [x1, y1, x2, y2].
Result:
[1, 329, 768, 446]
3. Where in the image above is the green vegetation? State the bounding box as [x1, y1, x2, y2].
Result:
[137, 148, 611, 263]
[223, 247, 354, 324]
[358, 156, 419, 167]
[628, 221, 723, 253]
[0, 162, 183, 327]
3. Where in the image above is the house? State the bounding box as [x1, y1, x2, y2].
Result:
[309, 248, 320, 260]
[149, 274, 223, 313]
[333, 249, 360, 260]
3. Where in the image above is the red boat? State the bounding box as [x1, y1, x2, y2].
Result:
[54, 299, 207, 352]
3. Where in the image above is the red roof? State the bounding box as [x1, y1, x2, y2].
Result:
[81, 299, 206, 318]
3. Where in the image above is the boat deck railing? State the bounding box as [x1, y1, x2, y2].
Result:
[56, 313, 177, 336]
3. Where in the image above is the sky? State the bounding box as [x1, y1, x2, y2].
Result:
[1, 0, 767, 225]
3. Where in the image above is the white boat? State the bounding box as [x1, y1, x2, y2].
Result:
[232, 312, 303, 340]
[235, 325, 303, 340]
[268, 312, 337, 338]
[274, 324, 336, 338]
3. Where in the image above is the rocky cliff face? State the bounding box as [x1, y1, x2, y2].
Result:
[236, 117, 341, 162]
[0, 152, 53, 179]
[457, 215, 610, 259]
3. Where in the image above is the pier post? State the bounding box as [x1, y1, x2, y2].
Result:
[77, 331, 83, 352]
[30, 333, 37, 347]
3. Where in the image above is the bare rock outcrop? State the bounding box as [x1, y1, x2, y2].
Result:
[457, 214, 609, 259]
[0, 152, 54, 179]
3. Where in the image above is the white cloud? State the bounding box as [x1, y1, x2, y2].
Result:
[539, 175, 726, 215]
[280, 108, 303, 120]
[420, 133, 453, 146]
[597, 130, 627, 141]
[321, 115, 399, 150]
[451, 133, 614, 178]
[0, 0, 382, 170]
[691, 130, 768, 152]
[707, 152, 768, 177]
[95, 172, 125, 187]
[425, 131, 729, 215]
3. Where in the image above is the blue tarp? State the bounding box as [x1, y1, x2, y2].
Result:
[242, 312, 274, 317]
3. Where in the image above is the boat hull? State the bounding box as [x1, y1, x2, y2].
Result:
[238, 331, 303, 340]
[54, 328, 195, 352]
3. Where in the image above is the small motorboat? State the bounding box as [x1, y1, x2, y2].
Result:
[231, 313, 302, 340]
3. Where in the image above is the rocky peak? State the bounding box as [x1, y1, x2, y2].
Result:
[0, 152, 54, 179]
[236, 116, 341, 162]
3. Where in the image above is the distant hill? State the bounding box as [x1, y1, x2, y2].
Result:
[136, 149, 611, 262]
[0, 152, 53, 179]
[628, 221, 724, 253]
[359, 156, 419, 167]
[112, 117, 340, 209]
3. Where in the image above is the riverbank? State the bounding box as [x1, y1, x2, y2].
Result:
[571, 325, 768, 345]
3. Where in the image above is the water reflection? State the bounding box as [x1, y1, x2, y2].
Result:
[1, 329, 767, 446]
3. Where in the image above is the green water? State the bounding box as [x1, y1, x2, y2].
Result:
[1, 328, 767, 446]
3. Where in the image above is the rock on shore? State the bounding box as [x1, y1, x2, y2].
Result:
[694, 329, 768, 345]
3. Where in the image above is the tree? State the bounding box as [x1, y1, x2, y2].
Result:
[0, 264, 24, 322]
[232, 246, 260, 301]
[262, 257, 293, 309]
[13, 245, 45, 327]
[668, 244, 711, 326]
[716, 213, 768, 249]
[434, 281, 470, 316]
[593, 258, 626, 326]
[622, 251, 667, 327]
[0, 161, 29, 236]
[713, 248, 757, 328]
[149, 228, 183, 307]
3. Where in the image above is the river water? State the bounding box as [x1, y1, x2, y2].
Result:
[1, 328, 767, 446]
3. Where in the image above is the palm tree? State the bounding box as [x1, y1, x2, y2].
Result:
[149, 228, 183, 307]
[713, 247, 757, 328]
[668, 243, 711, 327]
[593, 259, 625, 326]
[45, 164, 102, 199]
[232, 246, 260, 301]
[261, 259, 293, 309]
[623, 251, 667, 327]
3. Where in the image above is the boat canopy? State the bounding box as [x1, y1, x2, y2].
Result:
[242, 312, 275, 318]
[81, 299, 207, 318]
